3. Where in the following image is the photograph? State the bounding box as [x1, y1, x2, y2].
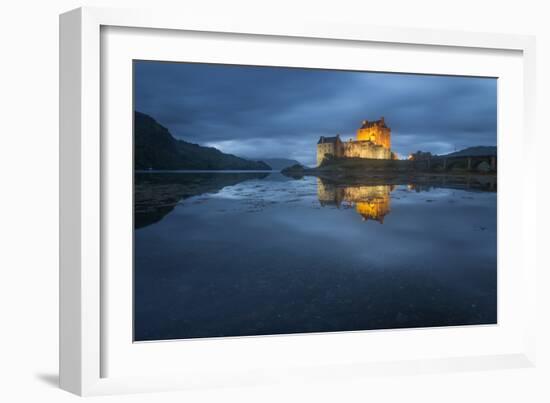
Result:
[133, 61, 497, 341]
[2, 0, 545, 400]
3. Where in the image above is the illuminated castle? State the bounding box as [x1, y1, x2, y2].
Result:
[317, 117, 392, 166]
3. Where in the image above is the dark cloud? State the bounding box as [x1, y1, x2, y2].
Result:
[135, 61, 496, 166]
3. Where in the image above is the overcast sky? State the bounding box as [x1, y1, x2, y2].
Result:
[134, 60, 497, 167]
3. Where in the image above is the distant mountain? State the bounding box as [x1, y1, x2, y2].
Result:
[261, 158, 302, 170]
[442, 146, 497, 158]
[134, 111, 271, 170]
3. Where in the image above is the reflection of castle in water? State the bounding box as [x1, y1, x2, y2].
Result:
[317, 179, 393, 223]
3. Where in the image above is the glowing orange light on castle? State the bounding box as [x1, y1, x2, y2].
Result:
[317, 117, 393, 166]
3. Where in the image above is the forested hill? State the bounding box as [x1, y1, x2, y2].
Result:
[442, 146, 497, 158]
[262, 158, 302, 170]
[134, 112, 271, 170]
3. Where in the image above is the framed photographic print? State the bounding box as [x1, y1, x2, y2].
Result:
[60, 7, 538, 396]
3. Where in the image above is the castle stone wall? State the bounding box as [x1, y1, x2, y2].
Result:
[341, 141, 391, 160]
[316, 142, 340, 166]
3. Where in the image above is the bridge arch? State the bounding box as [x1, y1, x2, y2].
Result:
[472, 159, 491, 172]
[447, 160, 467, 172]
[427, 155, 496, 172]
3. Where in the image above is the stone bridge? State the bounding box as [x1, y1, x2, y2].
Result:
[420, 154, 497, 172]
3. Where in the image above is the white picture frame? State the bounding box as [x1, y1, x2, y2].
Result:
[59, 6, 538, 396]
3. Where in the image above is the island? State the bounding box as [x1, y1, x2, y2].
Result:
[283, 117, 497, 184]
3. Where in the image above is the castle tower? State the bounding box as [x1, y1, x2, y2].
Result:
[316, 135, 343, 166]
[356, 117, 391, 149]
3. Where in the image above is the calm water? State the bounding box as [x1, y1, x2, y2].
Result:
[134, 172, 497, 341]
